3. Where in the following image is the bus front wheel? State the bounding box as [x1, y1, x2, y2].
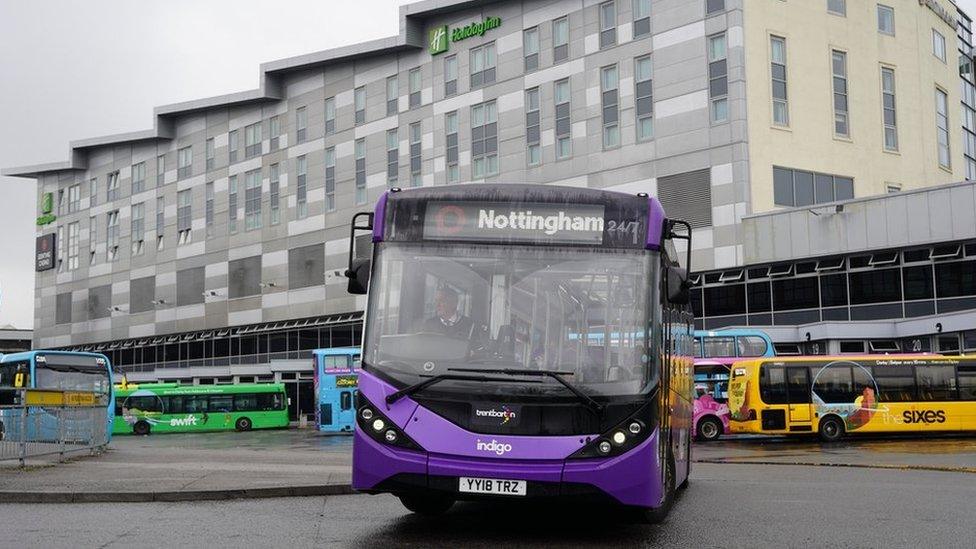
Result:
[639, 451, 675, 524]
[399, 494, 455, 516]
[696, 416, 723, 442]
[133, 421, 151, 436]
[235, 417, 253, 432]
[818, 415, 845, 443]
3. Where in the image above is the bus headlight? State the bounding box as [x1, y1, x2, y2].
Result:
[355, 396, 423, 451]
[568, 401, 656, 459]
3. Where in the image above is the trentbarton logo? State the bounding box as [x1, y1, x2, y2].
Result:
[475, 406, 517, 425]
[476, 439, 513, 456]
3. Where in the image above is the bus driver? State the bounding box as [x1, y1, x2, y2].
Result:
[422, 287, 474, 338]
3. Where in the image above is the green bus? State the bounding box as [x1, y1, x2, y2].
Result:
[113, 382, 289, 435]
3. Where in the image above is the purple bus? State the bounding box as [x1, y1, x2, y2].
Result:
[344, 184, 695, 523]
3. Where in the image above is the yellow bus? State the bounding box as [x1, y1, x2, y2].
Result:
[728, 355, 976, 442]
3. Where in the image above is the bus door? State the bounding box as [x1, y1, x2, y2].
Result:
[337, 389, 355, 431]
[786, 367, 812, 424]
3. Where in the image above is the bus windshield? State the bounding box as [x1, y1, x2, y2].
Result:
[35, 354, 111, 394]
[363, 241, 656, 398]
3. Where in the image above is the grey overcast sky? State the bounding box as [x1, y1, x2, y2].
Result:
[2, 0, 976, 330]
[0, 0, 410, 329]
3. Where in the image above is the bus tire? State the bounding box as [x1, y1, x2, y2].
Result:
[818, 415, 845, 443]
[640, 450, 675, 524]
[398, 494, 455, 516]
[696, 416, 723, 442]
[133, 421, 151, 436]
[235, 417, 253, 432]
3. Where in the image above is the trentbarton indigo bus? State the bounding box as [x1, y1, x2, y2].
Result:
[344, 184, 695, 522]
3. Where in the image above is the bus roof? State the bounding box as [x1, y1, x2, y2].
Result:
[694, 329, 772, 339]
[114, 382, 285, 396]
[312, 347, 361, 356]
[0, 350, 110, 363]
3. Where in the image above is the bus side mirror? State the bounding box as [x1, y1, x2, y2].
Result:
[667, 266, 690, 305]
[345, 259, 371, 295]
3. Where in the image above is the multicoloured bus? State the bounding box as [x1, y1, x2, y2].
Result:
[728, 355, 976, 442]
[113, 382, 289, 435]
[692, 329, 775, 441]
[345, 184, 695, 522]
[0, 351, 114, 442]
[313, 347, 361, 433]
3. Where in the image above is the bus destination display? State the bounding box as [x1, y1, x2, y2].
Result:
[423, 201, 607, 244]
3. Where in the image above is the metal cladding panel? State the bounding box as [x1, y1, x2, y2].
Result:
[352, 429, 426, 491]
[404, 403, 592, 461]
[427, 454, 564, 483]
[562, 431, 661, 508]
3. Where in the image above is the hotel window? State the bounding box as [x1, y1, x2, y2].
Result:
[156, 154, 165, 186]
[471, 101, 499, 178]
[881, 67, 898, 151]
[708, 34, 728, 123]
[827, 0, 845, 16]
[177, 146, 192, 179]
[131, 162, 146, 194]
[106, 171, 120, 201]
[444, 55, 458, 97]
[553, 17, 569, 63]
[244, 169, 262, 231]
[57, 189, 64, 215]
[524, 28, 539, 72]
[633, 0, 650, 38]
[245, 122, 262, 158]
[106, 210, 120, 261]
[156, 197, 165, 248]
[296, 106, 307, 143]
[773, 167, 853, 207]
[936, 88, 951, 168]
[470, 43, 496, 88]
[409, 68, 422, 108]
[555, 79, 572, 158]
[387, 129, 399, 187]
[229, 175, 238, 234]
[446, 111, 459, 184]
[269, 116, 280, 151]
[634, 56, 653, 141]
[131, 203, 144, 256]
[67, 184, 81, 213]
[355, 87, 366, 125]
[599, 1, 616, 49]
[57, 225, 64, 271]
[355, 139, 367, 204]
[177, 189, 192, 244]
[832, 50, 849, 136]
[325, 97, 336, 135]
[205, 181, 215, 236]
[526, 88, 541, 166]
[296, 155, 308, 218]
[386, 76, 398, 116]
[770, 36, 788, 126]
[270, 164, 280, 224]
[933, 29, 946, 63]
[229, 130, 239, 163]
[409, 122, 422, 187]
[90, 215, 98, 263]
[206, 137, 215, 170]
[601, 65, 620, 148]
[706, 0, 724, 15]
[325, 148, 336, 210]
[877, 4, 894, 35]
[67, 222, 79, 270]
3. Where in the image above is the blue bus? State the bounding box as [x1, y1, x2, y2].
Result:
[0, 350, 115, 442]
[345, 184, 695, 522]
[312, 347, 361, 433]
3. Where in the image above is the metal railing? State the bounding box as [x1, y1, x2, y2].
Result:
[0, 388, 109, 467]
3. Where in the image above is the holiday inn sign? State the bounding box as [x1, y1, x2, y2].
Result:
[429, 16, 502, 55]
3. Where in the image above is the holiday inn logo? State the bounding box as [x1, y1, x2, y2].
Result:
[428, 16, 502, 56]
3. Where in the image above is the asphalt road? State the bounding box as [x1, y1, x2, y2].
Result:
[3, 462, 974, 548]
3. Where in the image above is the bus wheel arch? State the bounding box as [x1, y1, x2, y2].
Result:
[638, 447, 675, 524]
[818, 415, 845, 443]
[133, 421, 151, 436]
[695, 415, 723, 442]
[235, 417, 253, 432]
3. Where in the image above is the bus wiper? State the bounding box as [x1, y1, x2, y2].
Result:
[385, 374, 541, 405]
[448, 368, 604, 417]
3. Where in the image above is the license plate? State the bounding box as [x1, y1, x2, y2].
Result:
[458, 477, 527, 496]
